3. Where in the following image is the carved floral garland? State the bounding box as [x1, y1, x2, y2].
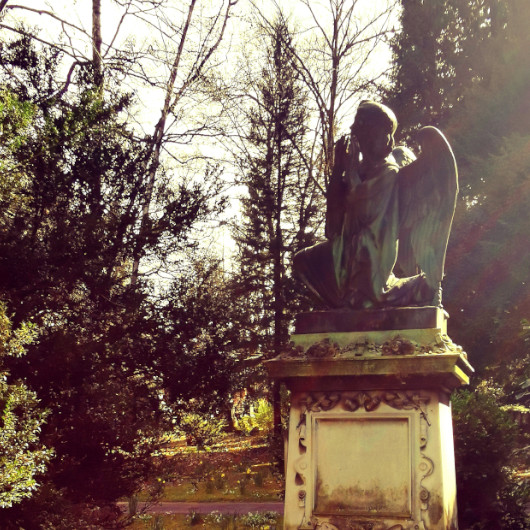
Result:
[295, 391, 434, 530]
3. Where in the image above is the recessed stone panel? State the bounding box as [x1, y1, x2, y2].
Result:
[313, 415, 411, 517]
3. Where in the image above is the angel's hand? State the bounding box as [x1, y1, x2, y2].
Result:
[344, 137, 360, 188]
[334, 136, 348, 167]
[331, 135, 360, 194]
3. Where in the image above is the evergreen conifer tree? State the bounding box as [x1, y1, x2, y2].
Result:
[0, 36, 231, 527]
[387, 2, 530, 526]
[234, 17, 320, 356]
[387, 0, 503, 134]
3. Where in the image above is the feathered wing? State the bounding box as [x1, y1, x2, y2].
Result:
[396, 126, 458, 289]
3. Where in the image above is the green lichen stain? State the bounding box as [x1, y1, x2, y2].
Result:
[316, 481, 409, 515]
[427, 493, 444, 524]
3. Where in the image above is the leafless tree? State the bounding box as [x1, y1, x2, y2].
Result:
[129, 0, 237, 285]
[1, 0, 238, 284]
[251, 0, 397, 187]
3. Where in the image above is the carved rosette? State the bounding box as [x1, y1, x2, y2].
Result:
[294, 391, 434, 530]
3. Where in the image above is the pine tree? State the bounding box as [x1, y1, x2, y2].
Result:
[443, 0, 530, 369]
[386, 0, 502, 135]
[386, 1, 530, 369]
[234, 17, 320, 356]
[388, 3, 530, 525]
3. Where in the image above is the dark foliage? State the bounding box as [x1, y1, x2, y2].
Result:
[155, 257, 238, 411]
[441, 0, 530, 369]
[386, 0, 505, 135]
[387, 0, 530, 369]
[452, 388, 528, 529]
[0, 36, 231, 527]
[388, 2, 530, 527]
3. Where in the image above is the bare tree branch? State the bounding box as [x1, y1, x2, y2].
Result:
[250, 0, 395, 188]
[6, 5, 92, 37]
[0, 22, 83, 60]
[130, 0, 237, 285]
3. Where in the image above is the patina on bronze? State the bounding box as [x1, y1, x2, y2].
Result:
[294, 101, 458, 310]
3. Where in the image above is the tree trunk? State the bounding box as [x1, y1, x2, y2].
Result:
[273, 105, 285, 356]
[130, 0, 197, 287]
[92, 0, 103, 86]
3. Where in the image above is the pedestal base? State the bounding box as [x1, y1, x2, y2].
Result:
[283, 386, 459, 530]
[266, 308, 473, 530]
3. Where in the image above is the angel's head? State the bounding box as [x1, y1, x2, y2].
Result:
[351, 101, 397, 162]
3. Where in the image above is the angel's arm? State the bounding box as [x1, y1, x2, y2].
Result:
[326, 136, 360, 238]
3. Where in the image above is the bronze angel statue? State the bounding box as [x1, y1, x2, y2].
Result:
[293, 101, 458, 309]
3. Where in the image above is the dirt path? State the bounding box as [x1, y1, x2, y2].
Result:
[117, 501, 284, 515]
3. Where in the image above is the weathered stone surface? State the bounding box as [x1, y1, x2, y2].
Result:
[266, 353, 473, 392]
[295, 306, 447, 334]
[268, 320, 471, 530]
[314, 416, 411, 515]
[282, 388, 459, 530]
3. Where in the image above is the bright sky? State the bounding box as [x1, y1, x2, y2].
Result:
[2, 0, 397, 129]
[1, 0, 399, 267]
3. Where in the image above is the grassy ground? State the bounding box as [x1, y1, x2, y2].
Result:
[143, 434, 284, 502]
[126, 432, 284, 528]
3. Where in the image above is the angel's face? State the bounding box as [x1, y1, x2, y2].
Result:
[352, 122, 393, 163]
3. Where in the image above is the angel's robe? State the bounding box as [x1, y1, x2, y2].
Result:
[294, 157, 434, 309]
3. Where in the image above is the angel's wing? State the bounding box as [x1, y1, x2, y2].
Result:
[396, 126, 458, 289]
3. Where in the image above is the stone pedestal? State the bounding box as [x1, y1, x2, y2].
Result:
[266, 307, 473, 530]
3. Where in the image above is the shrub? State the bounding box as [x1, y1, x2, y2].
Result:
[214, 472, 226, 491]
[204, 510, 236, 529]
[205, 478, 215, 493]
[186, 509, 201, 526]
[239, 510, 279, 529]
[452, 387, 529, 529]
[176, 411, 227, 449]
[150, 515, 164, 530]
[0, 304, 52, 509]
[236, 398, 273, 436]
[253, 470, 264, 487]
[237, 477, 248, 495]
[253, 399, 274, 432]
